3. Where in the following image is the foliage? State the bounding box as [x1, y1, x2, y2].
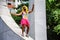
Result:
[54, 25, 60, 35]
[46, 0, 60, 32]
[13, 0, 29, 2]
[46, 0, 60, 40]
[16, 3, 29, 10]
[22, 0, 29, 1]
[11, 14, 22, 25]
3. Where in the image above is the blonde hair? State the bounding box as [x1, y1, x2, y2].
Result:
[22, 5, 28, 14]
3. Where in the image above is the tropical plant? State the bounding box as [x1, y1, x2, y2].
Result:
[46, 0, 60, 40]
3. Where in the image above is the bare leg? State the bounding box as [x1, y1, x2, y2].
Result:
[22, 25, 25, 36]
[26, 25, 30, 37]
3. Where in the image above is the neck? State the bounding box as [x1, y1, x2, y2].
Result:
[23, 11, 27, 13]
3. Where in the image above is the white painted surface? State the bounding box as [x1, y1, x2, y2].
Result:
[29, 0, 35, 39]
[35, 0, 47, 40]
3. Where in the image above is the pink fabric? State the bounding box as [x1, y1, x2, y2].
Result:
[20, 18, 30, 27]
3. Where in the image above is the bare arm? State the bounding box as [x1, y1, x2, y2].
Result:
[11, 12, 22, 16]
[28, 4, 34, 13]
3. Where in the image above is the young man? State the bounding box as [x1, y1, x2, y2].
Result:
[7, 3, 16, 14]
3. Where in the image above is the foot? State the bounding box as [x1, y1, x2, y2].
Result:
[22, 34, 24, 37]
[26, 34, 29, 37]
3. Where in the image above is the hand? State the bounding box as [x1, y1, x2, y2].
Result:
[32, 4, 34, 8]
[32, 4, 34, 11]
[28, 4, 34, 13]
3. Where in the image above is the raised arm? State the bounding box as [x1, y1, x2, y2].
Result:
[28, 4, 34, 13]
[12, 12, 22, 16]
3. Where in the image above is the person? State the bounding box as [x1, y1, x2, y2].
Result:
[7, 3, 16, 14]
[12, 4, 34, 37]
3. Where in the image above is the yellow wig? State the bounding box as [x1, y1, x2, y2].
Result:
[22, 5, 28, 14]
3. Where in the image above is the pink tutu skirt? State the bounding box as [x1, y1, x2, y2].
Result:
[20, 18, 30, 27]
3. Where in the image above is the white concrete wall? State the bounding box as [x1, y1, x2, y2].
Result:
[0, 17, 24, 40]
[35, 0, 47, 40]
[29, 0, 35, 39]
[29, 0, 47, 40]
